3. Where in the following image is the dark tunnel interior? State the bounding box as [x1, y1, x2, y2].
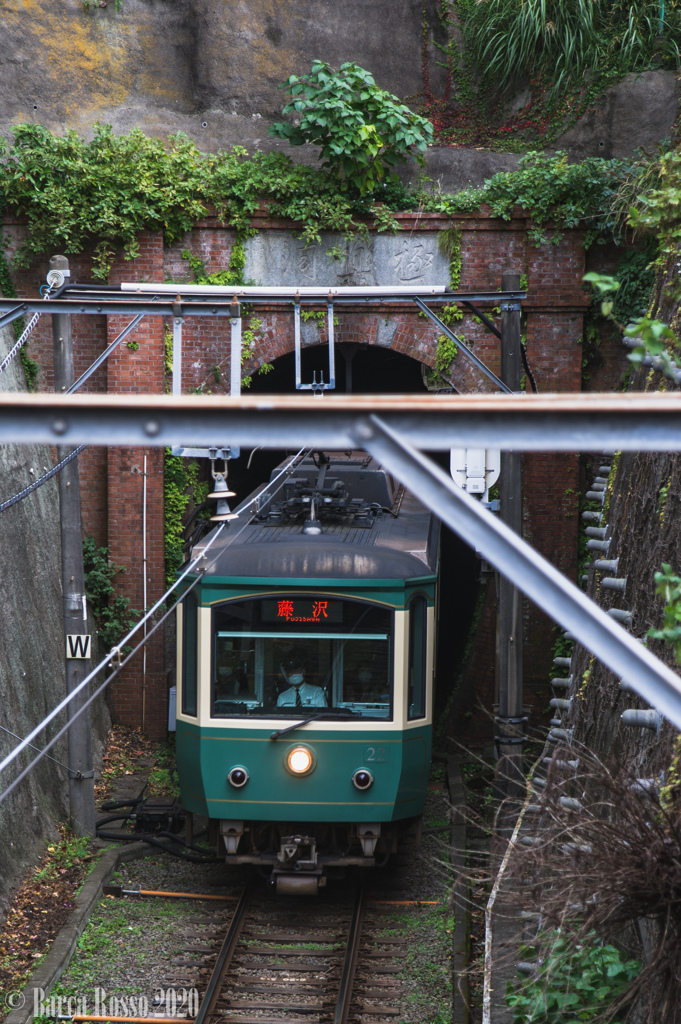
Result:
[220, 342, 481, 731]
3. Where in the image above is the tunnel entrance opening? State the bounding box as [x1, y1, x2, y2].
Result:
[225, 342, 480, 738]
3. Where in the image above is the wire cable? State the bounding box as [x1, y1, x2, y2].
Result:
[0, 444, 86, 513]
[0, 523, 225, 785]
[0, 723, 71, 773]
[0, 565, 204, 806]
[0, 448, 309, 802]
[0, 311, 41, 377]
[0, 314, 145, 514]
[521, 340, 538, 394]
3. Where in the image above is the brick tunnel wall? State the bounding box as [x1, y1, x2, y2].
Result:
[3, 207, 602, 738]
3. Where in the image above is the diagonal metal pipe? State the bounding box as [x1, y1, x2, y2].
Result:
[357, 413, 681, 731]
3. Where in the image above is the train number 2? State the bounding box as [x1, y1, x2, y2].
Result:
[364, 745, 389, 763]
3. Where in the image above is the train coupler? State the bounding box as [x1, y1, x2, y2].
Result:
[272, 834, 325, 895]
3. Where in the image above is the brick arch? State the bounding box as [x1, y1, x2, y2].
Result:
[233, 309, 499, 397]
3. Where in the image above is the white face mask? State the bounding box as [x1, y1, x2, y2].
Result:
[289, 673, 304, 686]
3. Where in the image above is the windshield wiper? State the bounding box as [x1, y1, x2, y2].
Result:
[269, 711, 354, 741]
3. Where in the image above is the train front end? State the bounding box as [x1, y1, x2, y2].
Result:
[175, 453, 438, 893]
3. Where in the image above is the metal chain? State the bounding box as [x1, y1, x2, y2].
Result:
[0, 444, 86, 513]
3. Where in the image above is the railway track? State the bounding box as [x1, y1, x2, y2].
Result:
[177, 876, 407, 1024]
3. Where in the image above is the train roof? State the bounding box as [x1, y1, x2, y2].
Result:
[198, 453, 439, 583]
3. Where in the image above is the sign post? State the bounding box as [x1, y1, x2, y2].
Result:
[51, 255, 96, 837]
[497, 269, 525, 796]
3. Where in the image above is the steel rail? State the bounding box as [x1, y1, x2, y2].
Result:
[359, 414, 681, 732]
[334, 882, 366, 1024]
[194, 879, 254, 1024]
[1, 391, 681, 451]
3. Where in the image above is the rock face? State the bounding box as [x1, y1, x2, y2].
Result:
[0, 0, 446, 151]
[0, 317, 109, 921]
[0, 2, 676, 192]
[553, 71, 681, 160]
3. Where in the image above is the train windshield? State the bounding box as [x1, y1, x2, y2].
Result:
[212, 596, 392, 720]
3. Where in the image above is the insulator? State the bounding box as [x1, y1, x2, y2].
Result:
[607, 607, 632, 626]
[621, 709, 661, 731]
[601, 577, 627, 592]
[208, 472, 236, 500]
[587, 539, 610, 553]
[210, 497, 238, 522]
[594, 558, 618, 572]
[559, 796, 583, 812]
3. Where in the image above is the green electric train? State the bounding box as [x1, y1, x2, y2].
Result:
[176, 451, 439, 893]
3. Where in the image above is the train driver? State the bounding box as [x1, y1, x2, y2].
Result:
[277, 653, 327, 708]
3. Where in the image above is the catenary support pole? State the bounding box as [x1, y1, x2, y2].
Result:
[51, 255, 96, 837]
[497, 270, 524, 795]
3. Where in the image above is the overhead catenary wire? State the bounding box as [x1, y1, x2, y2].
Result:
[0, 447, 307, 803]
[0, 526, 226, 786]
[0, 313, 145, 514]
[0, 722, 71, 774]
[0, 280, 61, 378]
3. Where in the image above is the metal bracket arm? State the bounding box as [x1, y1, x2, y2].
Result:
[461, 301, 502, 340]
[357, 413, 681, 732]
[413, 297, 512, 395]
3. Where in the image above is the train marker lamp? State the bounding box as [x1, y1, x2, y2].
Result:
[352, 768, 374, 790]
[227, 766, 249, 788]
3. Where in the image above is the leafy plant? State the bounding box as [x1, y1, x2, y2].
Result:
[0, 125, 407, 280]
[648, 563, 681, 662]
[181, 243, 245, 288]
[506, 929, 640, 1023]
[418, 151, 632, 248]
[584, 268, 678, 380]
[460, 0, 680, 104]
[628, 147, 681, 296]
[82, 536, 139, 650]
[269, 61, 434, 194]
[164, 452, 211, 585]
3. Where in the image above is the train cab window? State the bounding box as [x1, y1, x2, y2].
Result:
[212, 596, 393, 720]
[408, 594, 427, 720]
[182, 591, 198, 716]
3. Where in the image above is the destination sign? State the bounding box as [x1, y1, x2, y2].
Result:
[262, 599, 343, 624]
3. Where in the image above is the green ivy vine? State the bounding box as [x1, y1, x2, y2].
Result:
[164, 452, 209, 587]
[0, 124, 650, 288]
[0, 212, 39, 390]
[82, 536, 139, 651]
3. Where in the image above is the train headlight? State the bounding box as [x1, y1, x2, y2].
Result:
[286, 745, 315, 776]
[227, 766, 249, 788]
[352, 768, 374, 791]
